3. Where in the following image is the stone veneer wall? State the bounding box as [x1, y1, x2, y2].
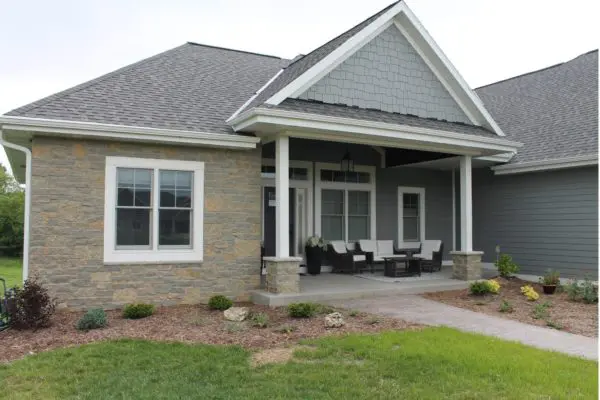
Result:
[30, 136, 261, 309]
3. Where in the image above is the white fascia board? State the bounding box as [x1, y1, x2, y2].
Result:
[478, 153, 516, 163]
[230, 108, 522, 154]
[0, 116, 259, 149]
[492, 154, 598, 175]
[265, 2, 405, 105]
[226, 68, 285, 122]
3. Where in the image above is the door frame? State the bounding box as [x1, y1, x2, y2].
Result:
[260, 159, 313, 257]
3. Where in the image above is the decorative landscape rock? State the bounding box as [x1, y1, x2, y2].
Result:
[324, 312, 345, 328]
[224, 307, 250, 322]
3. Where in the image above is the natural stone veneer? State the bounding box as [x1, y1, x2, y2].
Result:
[450, 251, 484, 281]
[30, 136, 261, 309]
[264, 257, 302, 294]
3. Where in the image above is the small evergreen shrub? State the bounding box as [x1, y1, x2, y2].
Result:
[122, 303, 155, 319]
[495, 254, 519, 278]
[249, 312, 269, 328]
[6, 275, 56, 330]
[77, 309, 107, 331]
[469, 281, 493, 296]
[564, 279, 598, 304]
[287, 303, 318, 318]
[208, 295, 233, 310]
[499, 300, 513, 313]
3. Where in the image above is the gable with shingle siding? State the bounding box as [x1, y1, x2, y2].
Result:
[298, 25, 470, 124]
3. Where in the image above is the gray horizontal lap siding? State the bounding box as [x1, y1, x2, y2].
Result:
[472, 167, 598, 279]
[263, 139, 454, 258]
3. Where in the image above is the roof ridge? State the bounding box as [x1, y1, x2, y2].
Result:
[280, 1, 400, 71]
[186, 41, 284, 60]
[475, 49, 599, 90]
[5, 44, 192, 115]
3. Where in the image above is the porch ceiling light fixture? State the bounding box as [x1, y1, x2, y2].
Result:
[340, 149, 354, 173]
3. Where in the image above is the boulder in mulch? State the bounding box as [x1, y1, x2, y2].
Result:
[324, 312, 345, 328]
[224, 307, 250, 322]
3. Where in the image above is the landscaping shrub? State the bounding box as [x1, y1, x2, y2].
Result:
[469, 280, 500, 296]
[6, 275, 55, 330]
[532, 302, 551, 320]
[520, 285, 539, 301]
[274, 323, 296, 333]
[77, 309, 107, 331]
[546, 320, 563, 330]
[564, 279, 598, 304]
[249, 312, 269, 328]
[122, 303, 155, 319]
[495, 254, 519, 278]
[287, 302, 318, 318]
[315, 304, 335, 314]
[499, 300, 513, 313]
[208, 295, 233, 310]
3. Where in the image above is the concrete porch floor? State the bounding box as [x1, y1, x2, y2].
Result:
[252, 266, 496, 306]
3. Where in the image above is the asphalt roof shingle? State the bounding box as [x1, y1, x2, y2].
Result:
[475, 50, 598, 164]
[6, 43, 289, 135]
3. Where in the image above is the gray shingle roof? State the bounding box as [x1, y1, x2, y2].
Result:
[6, 43, 289, 135]
[265, 98, 498, 138]
[475, 50, 598, 164]
[240, 1, 400, 112]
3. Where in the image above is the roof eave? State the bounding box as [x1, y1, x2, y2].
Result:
[492, 154, 598, 175]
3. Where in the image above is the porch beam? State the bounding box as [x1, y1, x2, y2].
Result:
[275, 134, 290, 257]
[459, 155, 473, 252]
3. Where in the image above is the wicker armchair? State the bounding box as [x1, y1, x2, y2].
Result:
[328, 241, 367, 273]
[415, 240, 444, 273]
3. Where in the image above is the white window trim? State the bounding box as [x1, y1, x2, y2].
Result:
[397, 186, 425, 243]
[104, 156, 204, 264]
[315, 162, 376, 241]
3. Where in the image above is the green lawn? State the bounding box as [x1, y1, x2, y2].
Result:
[1, 328, 596, 399]
[0, 256, 22, 288]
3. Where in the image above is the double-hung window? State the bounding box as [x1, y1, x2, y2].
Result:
[104, 157, 204, 264]
[397, 187, 425, 243]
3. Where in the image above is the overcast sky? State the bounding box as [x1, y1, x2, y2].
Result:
[0, 0, 597, 171]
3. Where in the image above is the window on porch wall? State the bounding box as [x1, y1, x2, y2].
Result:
[402, 193, 420, 241]
[321, 189, 370, 242]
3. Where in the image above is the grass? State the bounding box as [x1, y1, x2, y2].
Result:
[0, 256, 22, 288]
[0, 327, 596, 399]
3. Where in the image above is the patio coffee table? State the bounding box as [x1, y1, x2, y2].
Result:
[383, 254, 422, 277]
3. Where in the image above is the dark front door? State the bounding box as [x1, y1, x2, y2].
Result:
[263, 187, 295, 257]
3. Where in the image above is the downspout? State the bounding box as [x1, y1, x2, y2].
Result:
[0, 132, 31, 283]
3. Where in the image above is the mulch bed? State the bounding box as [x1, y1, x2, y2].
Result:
[0, 304, 420, 363]
[423, 277, 598, 337]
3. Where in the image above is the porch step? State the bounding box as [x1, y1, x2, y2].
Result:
[251, 279, 468, 307]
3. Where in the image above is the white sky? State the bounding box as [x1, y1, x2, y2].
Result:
[0, 0, 598, 172]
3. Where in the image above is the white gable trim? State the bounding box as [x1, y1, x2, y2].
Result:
[492, 154, 598, 175]
[263, 2, 505, 136]
[265, 2, 404, 105]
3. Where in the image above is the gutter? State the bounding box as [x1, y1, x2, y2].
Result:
[492, 154, 598, 175]
[0, 116, 260, 149]
[0, 132, 31, 282]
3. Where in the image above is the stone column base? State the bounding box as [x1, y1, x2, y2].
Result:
[264, 257, 302, 294]
[450, 251, 484, 280]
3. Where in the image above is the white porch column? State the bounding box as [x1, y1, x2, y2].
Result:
[459, 155, 473, 252]
[275, 134, 290, 258]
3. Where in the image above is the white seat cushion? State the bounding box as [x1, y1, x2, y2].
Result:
[418, 240, 442, 260]
[359, 239, 377, 253]
[353, 255, 366, 262]
[329, 241, 347, 254]
[346, 242, 356, 252]
[377, 240, 394, 256]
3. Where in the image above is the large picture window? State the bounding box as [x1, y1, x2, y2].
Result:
[104, 157, 204, 264]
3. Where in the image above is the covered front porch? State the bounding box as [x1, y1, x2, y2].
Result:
[229, 103, 522, 300]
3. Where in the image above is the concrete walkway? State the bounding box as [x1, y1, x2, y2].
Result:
[330, 295, 598, 360]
